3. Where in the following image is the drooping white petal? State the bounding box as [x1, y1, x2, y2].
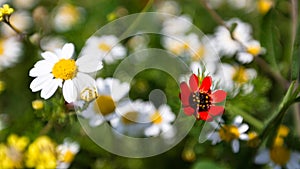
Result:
[239, 134, 249, 140]
[254, 149, 270, 164]
[30, 74, 53, 92]
[63, 80, 77, 103]
[40, 78, 60, 99]
[76, 55, 103, 73]
[61, 43, 74, 59]
[231, 139, 240, 153]
[236, 52, 253, 64]
[238, 124, 249, 134]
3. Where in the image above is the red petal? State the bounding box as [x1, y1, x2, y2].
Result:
[189, 74, 199, 92]
[184, 107, 195, 116]
[208, 106, 224, 116]
[199, 76, 212, 92]
[211, 90, 227, 103]
[198, 112, 213, 121]
[180, 82, 191, 106]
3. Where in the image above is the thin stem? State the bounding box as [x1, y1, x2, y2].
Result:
[39, 120, 54, 135]
[3, 16, 26, 39]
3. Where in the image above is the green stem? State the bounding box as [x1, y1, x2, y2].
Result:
[226, 104, 264, 131]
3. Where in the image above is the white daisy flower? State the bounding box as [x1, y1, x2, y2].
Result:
[144, 104, 176, 137]
[214, 18, 252, 56]
[214, 63, 256, 96]
[56, 138, 80, 169]
[53, 4, 84, 32]
[237, 40, 266, 64]
[161, 15, 192, 35]
[0, 36, 22, 71]
[1, 10, 33, 37]
[81, 35, 126, 64]
[207, 115, 249, 153]
[29, 43, 102, 103]
[110, 100, 153, 137]
[80, 77, 130, 127]
[255, 147, 300, 169]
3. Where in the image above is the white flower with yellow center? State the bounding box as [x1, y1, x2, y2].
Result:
[110, 100, 153, 137]
[0, 36, 22, 71]
[207, 115, 249, 153]
[29, 43, 102, 103]
[214, 18, 252, 56]
[53, 4, 84, 32]
[155, 0, 181, 16]
[255, 147, 300, 169]
[81, 78, 130, 127]
[82, 35, 126, 64]
[56, 138, 80, 169]
[215, 63, 256, 96]
[237, 40, 266, 64]
[144, 104, 176, 137]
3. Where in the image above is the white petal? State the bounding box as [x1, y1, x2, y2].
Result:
[239, 134, 249, 140]
[145, 125, 160, 137]
[161, 123, 172, 132]
[89, 115, 104, 127]
[74, 72, 96, 93]
[30, 60, 54, 77]
[233, 115, 243, 126]
[40, 79, 60, 99]
[41, 51, 59, 63]
[63, 80, 77, 103]
[30, 74, 53, 92]
[254, 149, 270, 164]
[238, 124, 249, 134]
[236, 52, 253, 64]
[231, 139, 240, 153]
[76, 55, 103, 73]
[61, 43, 74, 59]
[111, 80, 130, 101]
[273, 165, 282, 169]
[111, 46, 126, 58]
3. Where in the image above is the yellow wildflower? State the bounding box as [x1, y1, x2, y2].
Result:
[31, 100, 44, 110]
[0, 4, 14, 15]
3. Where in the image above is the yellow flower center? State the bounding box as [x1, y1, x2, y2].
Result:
[258, 0, 273, 14]
[151, 111, 163, 124]
[94, 95, 116, 116]
[247, 132, 260, 147]
[0, 40, 5, 55]
[52, 59, 77, 80]
[270, 146, 291, 166]
[98, 43, 111, 52]
[277, 125, 290, 138]
[192, 45, 205, 61]
[62, 150, 75, 163]
[121, 111, 138, 125]
[247, 46, 261, 56]
[219, 125, 240, 142]
[232, 67, 248, 84]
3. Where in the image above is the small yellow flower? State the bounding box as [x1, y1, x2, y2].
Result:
[31, 100, 44, 110]
[25, 136, 57, 169]
[0, 4, 14, 15]
[258, 0, 273, 15]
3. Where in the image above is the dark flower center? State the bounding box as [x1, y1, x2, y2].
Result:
[189, 91, 211, 112]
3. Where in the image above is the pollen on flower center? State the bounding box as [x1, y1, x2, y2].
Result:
[189, 91, 211, 112]
[219, 125, 240, 142]
[247, 46, 261, 56]
[151, 111, 163, 124]
[52, 59, 77, 80]
[62, 150, 75, 163]
[94, 95, 116, 116]
[121, 111, 138, 125]
[98, 43, 111, 52]
[232, 67, 248, 84]
[270, 146, 291, 166]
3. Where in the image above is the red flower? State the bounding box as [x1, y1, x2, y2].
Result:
[179, 74, 227, 121]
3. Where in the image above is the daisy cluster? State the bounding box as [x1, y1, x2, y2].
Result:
[0, 134, 79, 169]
